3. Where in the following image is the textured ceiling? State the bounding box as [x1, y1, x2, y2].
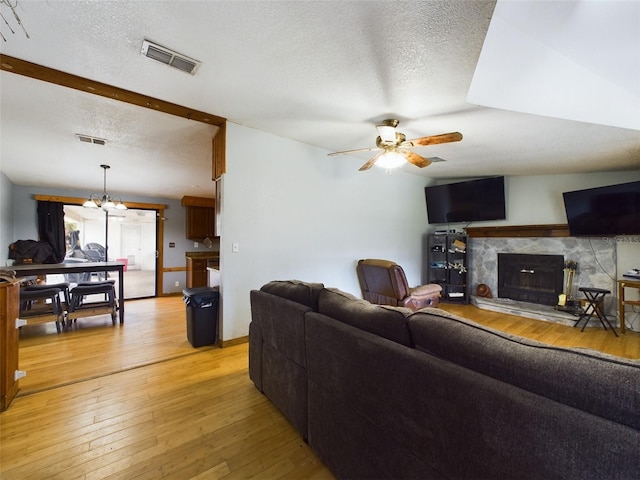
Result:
[0, 0, 638, 199]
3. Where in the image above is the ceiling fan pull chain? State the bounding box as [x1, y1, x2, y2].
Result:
[2, 0, 29, 38]
[0, 10, 14, 36]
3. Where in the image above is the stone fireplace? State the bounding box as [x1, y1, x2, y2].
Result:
[497, 253, 564, 306]
[467, 230, 617, 324]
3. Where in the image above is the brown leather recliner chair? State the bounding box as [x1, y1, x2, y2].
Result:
[356, 259, 442, 311]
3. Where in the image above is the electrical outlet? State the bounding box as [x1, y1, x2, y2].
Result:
[175, 281, 180, 287]
[194, 242, 199, 248]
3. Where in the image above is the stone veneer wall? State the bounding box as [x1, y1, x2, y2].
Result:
[469, 236, 617, 314]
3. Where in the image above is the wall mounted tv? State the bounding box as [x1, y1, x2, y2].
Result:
[424, 176, 506, 224]
[562, 181, 640, 236]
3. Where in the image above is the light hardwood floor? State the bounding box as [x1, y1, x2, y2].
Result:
[1, 297, 638, 479]
[440, 303, 640, 359]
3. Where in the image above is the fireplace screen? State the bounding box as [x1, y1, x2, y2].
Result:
[497, 253, 564, 306]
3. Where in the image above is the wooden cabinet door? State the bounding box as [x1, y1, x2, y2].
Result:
[193, 264, 208, 288]
[187, 258, 208, 288]
[186, 207, 215, 241]
[1, 282, 20, 411]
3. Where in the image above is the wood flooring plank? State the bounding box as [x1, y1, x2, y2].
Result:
[189, 461, 232, 480]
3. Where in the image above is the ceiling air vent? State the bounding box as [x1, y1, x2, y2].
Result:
[76, 134, 106, 145]
[141, 40, 201, 75]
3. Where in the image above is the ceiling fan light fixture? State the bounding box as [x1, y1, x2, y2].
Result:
[376, 151, 406, 169]
[329, 119, 461, 172]
[377, 125, 396, 143]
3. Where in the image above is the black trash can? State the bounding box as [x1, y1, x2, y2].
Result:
[182, 287, 219, 347]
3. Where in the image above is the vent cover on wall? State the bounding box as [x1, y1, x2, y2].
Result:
[141, 40, 201, 75]
[76, 134, 106, 145]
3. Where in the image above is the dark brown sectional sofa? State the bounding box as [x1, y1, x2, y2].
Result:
[249, 280, 640, 479]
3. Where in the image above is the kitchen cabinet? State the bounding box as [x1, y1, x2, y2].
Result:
[186, 206, 215, 241]
[187, 257, 208, 288]
[1, 281, 21, 411]
[182, 196, 216, 241]
[186, 255, 219, 288]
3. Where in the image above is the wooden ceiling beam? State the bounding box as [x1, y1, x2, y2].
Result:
[0, 54, 226, 127]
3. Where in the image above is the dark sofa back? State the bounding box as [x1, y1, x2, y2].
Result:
[317, 287, 413, 346]
[306, 310, 640, 479]
[260, 279, 324, 310]
[409, 308, 640, 431]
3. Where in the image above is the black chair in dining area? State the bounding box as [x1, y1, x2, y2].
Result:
[19, 282, 70, 333]
[67, 280, 118, 328]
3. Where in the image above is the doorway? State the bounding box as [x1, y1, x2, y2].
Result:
[63, 205, 157, 299]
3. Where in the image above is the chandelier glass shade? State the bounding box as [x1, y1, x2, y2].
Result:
[83, 164, 127, 211]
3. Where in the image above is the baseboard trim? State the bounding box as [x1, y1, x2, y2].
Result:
[220, 335, 248, 348]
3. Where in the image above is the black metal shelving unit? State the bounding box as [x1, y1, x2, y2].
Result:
[427, 233, 469, 303]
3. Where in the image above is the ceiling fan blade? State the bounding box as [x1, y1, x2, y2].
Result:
[406, 132, 463, 147]
[359, 152, 382, 171]
[402, 150, 432, 168]
[328, 146, 381, 156]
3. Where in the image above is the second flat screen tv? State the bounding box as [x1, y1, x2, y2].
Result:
[563, 181, 640, 236]
[425, 176, 506, 224]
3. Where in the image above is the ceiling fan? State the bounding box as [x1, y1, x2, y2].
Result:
[328, 119, 463, 171]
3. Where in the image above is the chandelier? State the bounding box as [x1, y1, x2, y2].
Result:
[83, 164, 127, 211]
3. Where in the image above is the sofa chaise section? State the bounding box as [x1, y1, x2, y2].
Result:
[248, 280, 323, 439]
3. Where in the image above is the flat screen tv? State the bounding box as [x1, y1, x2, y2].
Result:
[563, 181, 640, 236]
[424, 176, 506, 224]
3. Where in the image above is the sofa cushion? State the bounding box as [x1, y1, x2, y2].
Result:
[408, 309, 640, 430]
[260, 280, 324, 311]
[318, 288, 413, 346]
[250, 289, 310, 368]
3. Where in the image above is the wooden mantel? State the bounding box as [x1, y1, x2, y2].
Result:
[465, 224, 570, 238]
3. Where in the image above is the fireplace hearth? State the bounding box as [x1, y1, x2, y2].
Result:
[497, 253, 564, 306]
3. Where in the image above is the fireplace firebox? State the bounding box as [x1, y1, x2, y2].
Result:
[497, 253, 564, 306]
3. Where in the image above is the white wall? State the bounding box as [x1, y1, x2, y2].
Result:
[219, 123, 433, 340]
[0, 171, 14, 265]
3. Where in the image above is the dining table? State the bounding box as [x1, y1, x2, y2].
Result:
[11, 261, 126, 323]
